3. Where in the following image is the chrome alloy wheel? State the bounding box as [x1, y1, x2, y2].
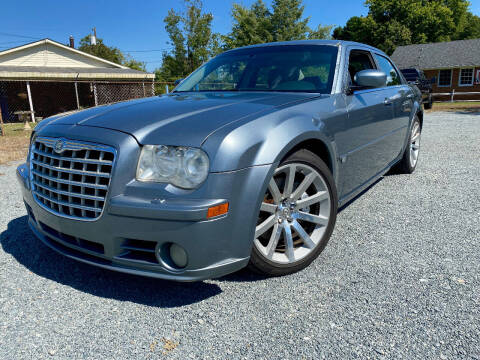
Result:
[254, 163, 331, 264]
[409, 122, 421, 168]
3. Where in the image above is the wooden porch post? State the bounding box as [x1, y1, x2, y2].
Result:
[93, 83, 98, 106]
[74, 82, 80, 109]
[26, 81, 35, 122]
[0, 104, 4, 136]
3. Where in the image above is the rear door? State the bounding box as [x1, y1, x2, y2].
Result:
[337, 48, 395, 198]
[372, 53, 412, 162]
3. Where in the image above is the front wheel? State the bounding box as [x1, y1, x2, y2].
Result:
[248, 149, 338, 276]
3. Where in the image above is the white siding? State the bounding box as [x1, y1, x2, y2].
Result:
[0, 42, 118, 68]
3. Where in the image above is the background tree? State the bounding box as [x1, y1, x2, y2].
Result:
[224, 0, 333, 48]
[155, 0, 219, 84]
[269, 0, 310, 41]
[123, 58, 146, 72]
[79, 36, 125, 64]
[78, 35, 146, 71]
[308, 24, 334, 40]
[333, 0, 480, 54]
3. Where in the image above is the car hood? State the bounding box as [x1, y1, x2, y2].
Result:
[45, 92, 321, 146]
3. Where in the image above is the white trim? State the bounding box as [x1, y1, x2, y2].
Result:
[458, 67, 474, 87]
[422, 65, 480, 71]
[0, 39, 127, 69]
[437, 69, 452, 87]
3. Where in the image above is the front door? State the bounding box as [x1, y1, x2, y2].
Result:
[336, 49, 395, 198]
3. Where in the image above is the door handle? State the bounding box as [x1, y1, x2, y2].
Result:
[384, 97, 394, 105]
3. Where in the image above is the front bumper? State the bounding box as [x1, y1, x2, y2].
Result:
[17, 126, 272, 281]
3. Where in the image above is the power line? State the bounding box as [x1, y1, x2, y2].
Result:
[0, 32, 41, 40]
[0, 40, 30, 45]
[123, 48, 172, 53]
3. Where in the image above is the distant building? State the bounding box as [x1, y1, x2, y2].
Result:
[391, 38, 480, 101]
[0, 38, 154, 121]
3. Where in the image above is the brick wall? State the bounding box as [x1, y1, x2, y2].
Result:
[424, 68, 480, 101]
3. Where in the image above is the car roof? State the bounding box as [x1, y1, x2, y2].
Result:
[225, 39, 387, 56]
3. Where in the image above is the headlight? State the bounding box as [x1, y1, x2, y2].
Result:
[136, 145, 209, 189]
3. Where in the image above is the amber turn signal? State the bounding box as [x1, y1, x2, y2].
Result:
[207, 203, 229, 218]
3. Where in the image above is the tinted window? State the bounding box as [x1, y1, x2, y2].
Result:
[348, 51, 375, 85]
[175, 45, 339, 94]
[400, 69, 420, 82]
[374, 54, 401, 86]
[438, 69, 452, 86]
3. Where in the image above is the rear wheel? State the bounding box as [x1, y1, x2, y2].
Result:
[248, 149, 337, 276]
[394, 117, 421, 174]
[424, 94, 433, 110]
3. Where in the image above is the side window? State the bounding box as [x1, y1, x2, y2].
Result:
[374, 54, 401, 86]
[348, 50, 376, 85]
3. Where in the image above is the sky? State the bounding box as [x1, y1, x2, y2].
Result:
[0, 0, 479, 72]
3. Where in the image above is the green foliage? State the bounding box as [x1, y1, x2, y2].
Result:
[308, 25, 334, 40]
[155, 0, 220, 84]
[224, 0, 333, 48]
[79, 36, 125, 65]
[78, 35, 146, 71]
[269, 0, 310, 41]
[333, 0, 480, 55]
[123, 58, 147, 72]
[224, 1, 273, 49]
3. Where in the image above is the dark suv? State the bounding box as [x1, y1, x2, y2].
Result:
[401, 68, 434, 109]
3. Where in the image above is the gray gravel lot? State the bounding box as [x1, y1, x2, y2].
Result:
[1, 111, 479, 360]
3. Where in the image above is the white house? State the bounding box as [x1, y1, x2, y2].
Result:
[0, 38, 154, 121]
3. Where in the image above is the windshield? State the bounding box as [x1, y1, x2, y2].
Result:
[175, 45, 338, 94]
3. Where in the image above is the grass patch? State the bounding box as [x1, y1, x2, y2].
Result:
[0, 122, 37, 165]
[429, 101, 480, 113]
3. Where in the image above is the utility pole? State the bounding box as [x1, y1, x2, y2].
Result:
[90, 27, 97, 45]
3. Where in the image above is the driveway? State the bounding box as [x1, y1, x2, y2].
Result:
[1, 111, 479, 359]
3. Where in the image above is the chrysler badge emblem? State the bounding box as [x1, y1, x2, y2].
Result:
[54, 139, 65, 153]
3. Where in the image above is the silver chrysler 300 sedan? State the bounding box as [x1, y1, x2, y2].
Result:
[17, 40, 423, 281]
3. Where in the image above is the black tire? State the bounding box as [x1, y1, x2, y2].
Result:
[248, 149, 338, 277]
[424, 94, 433, 110]
[393, 116, 421, 174]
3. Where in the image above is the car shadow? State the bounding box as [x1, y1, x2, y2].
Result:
[217, 267, 268, 282]
[454, 110, 480, 116]
[0, 216, 222, 308]
[338, 177, 384, 213]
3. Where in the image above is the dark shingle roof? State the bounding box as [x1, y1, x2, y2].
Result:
[391, 38, 480, 70]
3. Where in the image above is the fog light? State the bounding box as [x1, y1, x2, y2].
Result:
[169, 243, 188, 268]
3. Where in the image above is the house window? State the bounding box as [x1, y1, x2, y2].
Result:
[438, 69, 452, 87]
[459, 68, 474, 86]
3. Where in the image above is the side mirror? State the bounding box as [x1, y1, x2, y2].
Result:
[354, 69, 387, 89]
[174, 78, 184, 86]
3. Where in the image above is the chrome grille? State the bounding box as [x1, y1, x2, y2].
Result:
[30, 137, 116, 221]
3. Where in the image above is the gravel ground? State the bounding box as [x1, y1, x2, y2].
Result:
[1, 111, 479, 360]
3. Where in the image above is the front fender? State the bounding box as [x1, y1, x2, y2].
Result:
[203, 106, 340, 176]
